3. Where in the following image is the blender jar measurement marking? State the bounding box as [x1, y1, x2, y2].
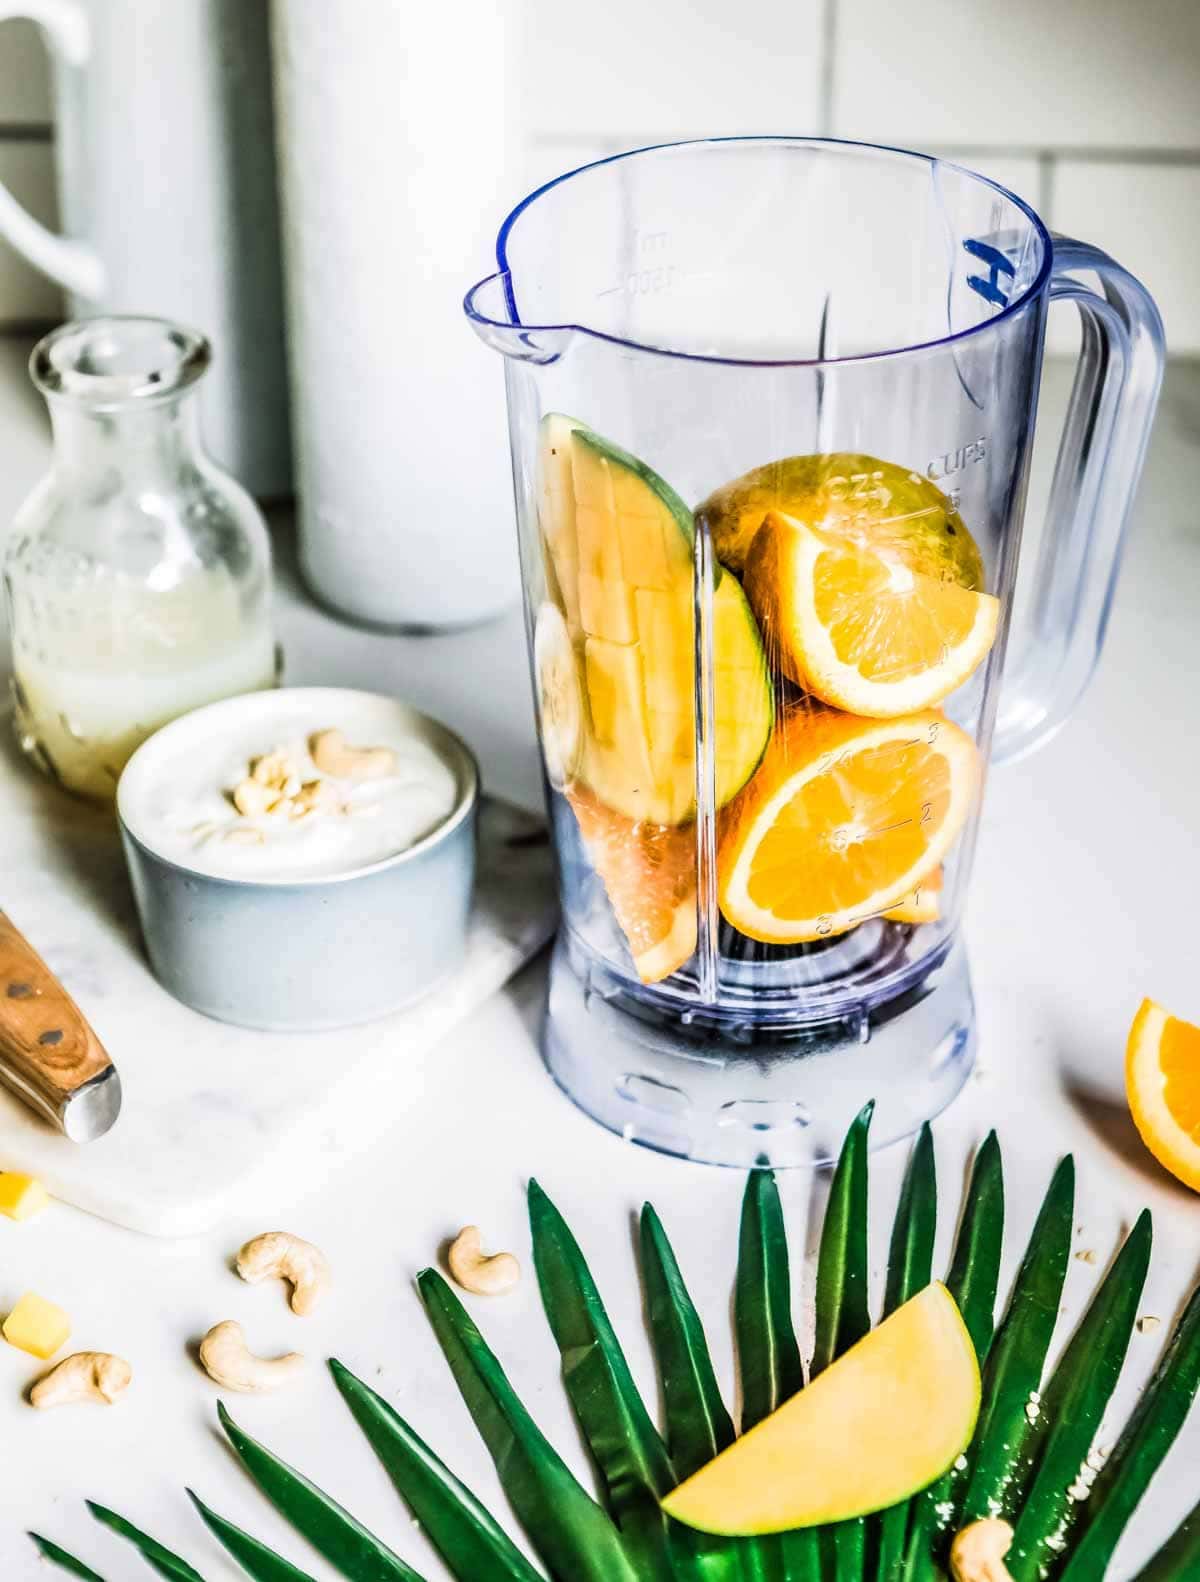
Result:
[927, 436, 987, 481]
[598, 263, 679, 300]
[963, 237, 1017, 308]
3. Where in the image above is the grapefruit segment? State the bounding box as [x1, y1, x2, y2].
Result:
[566, 785, 696, 984]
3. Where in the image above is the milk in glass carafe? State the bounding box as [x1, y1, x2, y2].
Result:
[4, 317, 276, 801]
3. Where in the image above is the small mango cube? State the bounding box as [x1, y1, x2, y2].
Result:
[3, 1292, 71, 1359]
[0, 1172, 50, 1221]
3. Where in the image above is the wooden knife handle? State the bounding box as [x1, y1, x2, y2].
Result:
[0, 911, 113, 1116]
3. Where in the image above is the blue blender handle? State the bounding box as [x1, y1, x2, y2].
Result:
[993, 237, 1165, 763]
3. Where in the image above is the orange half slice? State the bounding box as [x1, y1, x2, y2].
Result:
[718, 706, 978, 945]
[1126, 999, 1200, 1191]
[884, 864, 944, 925]
[744, 510, 999, 718]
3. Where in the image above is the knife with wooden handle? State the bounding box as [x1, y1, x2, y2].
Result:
[0, 912, 121, 1142]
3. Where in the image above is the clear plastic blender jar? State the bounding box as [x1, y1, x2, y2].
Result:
[466, 138, 1164, 1166]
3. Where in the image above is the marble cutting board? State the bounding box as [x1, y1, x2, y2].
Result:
[0, 723, 557, 1235]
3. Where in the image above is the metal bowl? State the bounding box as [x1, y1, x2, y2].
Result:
[116, 688, 478, 1032]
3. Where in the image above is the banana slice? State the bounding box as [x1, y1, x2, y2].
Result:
[533, 601, 584, 791]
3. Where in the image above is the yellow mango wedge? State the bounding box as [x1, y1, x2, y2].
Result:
[0, 1171, 50, 1221]
[662, 1283, 980, 1535]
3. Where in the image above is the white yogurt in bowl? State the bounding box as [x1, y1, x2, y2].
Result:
[119, 689, 464, 883]
[116, 688, 478, 1030]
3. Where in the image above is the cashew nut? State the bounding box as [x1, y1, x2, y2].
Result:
[232, 777, 277, 817]
[198, 1320, 304, 1393]
[222, 826, 266, 846]
[309, 728, 396, 781]
[950, 1518, 1015, 1582]
[290, 778, 341, 819]
[251, 750, 300, 792]
[236, 1231, 330, 1315]
[30, 1352, 132, 1409]
[448, 1226, 520, 1296]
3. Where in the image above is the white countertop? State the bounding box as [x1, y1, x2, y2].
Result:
[1, 337, 1198, 1579]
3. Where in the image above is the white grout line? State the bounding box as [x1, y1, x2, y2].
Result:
[818, 0, 838, 137]
[1038, 152, 1057, 226]
[525, 131, 1200, 168]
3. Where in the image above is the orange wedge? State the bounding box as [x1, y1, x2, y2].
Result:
[884, 865, 944, 925]
[717, 705, 978, 945]
[1126, 999, 1200, 1191]
[566, 784, 696, 984]
[744, 510, 999, 718]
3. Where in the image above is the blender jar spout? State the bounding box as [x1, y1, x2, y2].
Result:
[463, 272, 573, 364]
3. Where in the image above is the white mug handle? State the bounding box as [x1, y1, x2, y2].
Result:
[0, 0, 103, 297]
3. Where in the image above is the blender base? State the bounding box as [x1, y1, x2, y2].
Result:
[542, 936, 976, 1168]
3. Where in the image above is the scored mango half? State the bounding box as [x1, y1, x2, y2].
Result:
[663, 1282, 981, 1534]
[537, 415, 772, 828]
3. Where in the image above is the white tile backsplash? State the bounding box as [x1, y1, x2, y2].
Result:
[928, 152, 1043, 213]
[833, 0, 1200, 150]
[0, 18, 51, 125]
[0, 5, 1196, 350]
[1049, 162, 1200, 357]
[0, 140, 62, 325]
[524, 0, 824, 139]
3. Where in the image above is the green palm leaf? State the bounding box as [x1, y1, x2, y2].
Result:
[957, 1155, 1076, 1529]
[527, 1178, 681, 1580]
[328, 1357, 545, 1582]
[813, 1104, 875, 1582]
[186, 1492, 317, 1582]
[1130, 1499, 1200, 1581]
[1007, 1210, 1153, 1580]
[638, 1204, 750, 1581]
[217, 1401, 428, 1581]
[1058, 1280, 1200, 1581]
[944, 1131, 1005, 1363]
[874, 1123, 937, 1582]
[901, 1130, 1006, 1581]
[882, 1123, 937, 1319]
[736, 1170, 805, 1427]
[641, 1203, 736, 1479]
[418, 1266, 639, 1582]
[811, 1104, 874, 1378]
[735, 1169, 819, 1582]
[27, 1115, 1200, 1582]
[29, 1534, 108, 1581]
[85, 1504, 206, 1582]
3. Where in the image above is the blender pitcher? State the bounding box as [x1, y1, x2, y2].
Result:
[466, 138, 1164, 1167]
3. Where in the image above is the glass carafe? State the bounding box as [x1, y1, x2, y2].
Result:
[466, 139, 1164, 1165]
[4, 317, 276, 801]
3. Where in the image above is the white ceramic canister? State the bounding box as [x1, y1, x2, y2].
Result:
[0, 0, 291, 499]
[270, 0, 521, 631]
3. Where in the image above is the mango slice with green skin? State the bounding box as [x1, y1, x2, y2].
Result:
[698, 452, 986, 591]
[538, 415, 772, 827]
[661, 1282, 980, 1535]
